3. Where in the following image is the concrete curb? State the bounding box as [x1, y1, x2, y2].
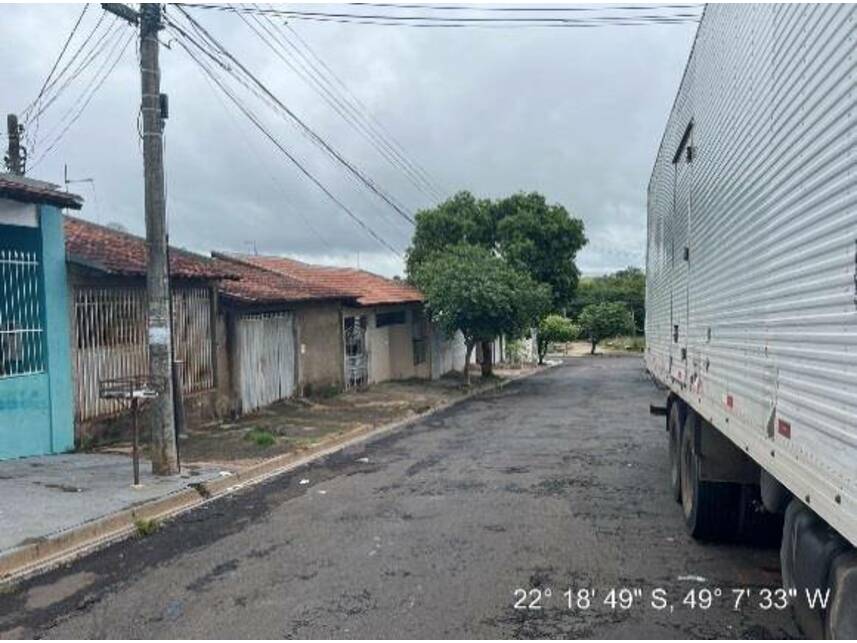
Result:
[0, 364, 556, 586]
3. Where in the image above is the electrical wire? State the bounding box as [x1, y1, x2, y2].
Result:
[242, 6, 443, 204]
[21, 5, 89, 123]
[24, 15, 120, 156]
[282, 21, 445, 199]
[172, 5, 417, 228]
[197, 62, 334, 251]
[187, 3, 702, 28]
[165, 16, 405, 256]
[28, 28, 135, 170]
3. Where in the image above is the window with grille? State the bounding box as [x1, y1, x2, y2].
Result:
[0, 250, 45, 378]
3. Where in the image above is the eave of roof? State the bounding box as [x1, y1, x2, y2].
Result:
[0, 173, 83, 209]
[233, 255, 424, 307]
[64, 216, 236, 280]
[211, 252, 352, 305]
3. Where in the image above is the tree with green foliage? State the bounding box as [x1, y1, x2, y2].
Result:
[570, 267, 645, 334]
[492, 192, 587, 311]
[406, 191, 587, 312]
[536, 314, 579, 364]
[578, 302, 634, 355]
[411, 245, 551, 384]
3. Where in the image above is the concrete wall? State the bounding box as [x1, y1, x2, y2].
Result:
[295, 302, 343, 396]
[430, 329, 467, 379]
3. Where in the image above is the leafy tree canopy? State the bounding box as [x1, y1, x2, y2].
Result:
[406, 191, 586, 311]
[493, 193, 586, 311]
[412, 244, 551, 381]
[578, 301, 634, 354]
[536, 314, 579, 364]
[571, 267, 645, 334]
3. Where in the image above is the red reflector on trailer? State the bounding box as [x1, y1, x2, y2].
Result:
[726, 394, 734, 410]
[778, 419, 791, 439]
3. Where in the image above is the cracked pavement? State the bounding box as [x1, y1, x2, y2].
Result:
[0, 357, 799, 638]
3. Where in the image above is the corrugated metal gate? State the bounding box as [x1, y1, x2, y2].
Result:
[236, 312, 296, 413]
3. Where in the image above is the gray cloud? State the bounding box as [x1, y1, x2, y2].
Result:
[0, 3, 697, 277]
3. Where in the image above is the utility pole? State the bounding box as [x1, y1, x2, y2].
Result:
[5, 114, 25, 175]
[103, 2, 177, 475]
[140, 3, 177, 475]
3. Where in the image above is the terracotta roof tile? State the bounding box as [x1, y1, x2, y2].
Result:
[211, 253, 348, 305]
[0, 173, 82, 209]
[64, 216, 234, 280]
[234, 255, 423, 307]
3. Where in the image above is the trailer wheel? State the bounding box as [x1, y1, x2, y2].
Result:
[680, 412, 740, 541]
[668, 403, 683, 503]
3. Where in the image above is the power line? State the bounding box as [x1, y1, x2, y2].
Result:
[23, 12, 112, 126]
[196, 62, 334, 251]
[24, 15, 120, 156]
[164, 14, 404, 257]
[241, 6, 444, 204]
[172, 5, 418, 228]
[279, 16, 446, 199]
[21, 4, 90, 123]
[29, 27, 134, 170]
[187, 3, 701, 28]
[346, 3, 700, 11]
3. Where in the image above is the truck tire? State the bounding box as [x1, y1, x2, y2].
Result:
[680, 412, 740, 541]
[668, 402, 683, 503]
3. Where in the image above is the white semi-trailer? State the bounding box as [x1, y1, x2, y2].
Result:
[646, 4, 857, 638]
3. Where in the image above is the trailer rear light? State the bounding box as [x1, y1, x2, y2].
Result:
[778, 419, 792, 439]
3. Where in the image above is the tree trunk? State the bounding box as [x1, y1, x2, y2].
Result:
[481, 340, 493, 377]
[590, 340, 597, 355]
[464, 342, 474, 386]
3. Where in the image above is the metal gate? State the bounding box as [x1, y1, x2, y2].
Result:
[343, 315, 367, 389]
[73, 285, 215, 422]
[236, 312, 296, 413]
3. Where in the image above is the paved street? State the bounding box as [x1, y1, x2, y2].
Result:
[0, 357, 799, 638]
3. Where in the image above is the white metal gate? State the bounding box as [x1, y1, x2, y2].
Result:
[236, 312, 296, 413]
[73, 285, 215, 422]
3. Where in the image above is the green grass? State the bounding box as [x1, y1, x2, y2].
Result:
[134, 517, 159, 537]
[244, 428, 276, 447]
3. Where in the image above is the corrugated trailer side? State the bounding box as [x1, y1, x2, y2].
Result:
[646, 4, 857, 637]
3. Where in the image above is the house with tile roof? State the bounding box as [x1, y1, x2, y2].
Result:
[210, 253, 353, 413]
[64, 216, 235, 443]
[226, 254, 467, 390]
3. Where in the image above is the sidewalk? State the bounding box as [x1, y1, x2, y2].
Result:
[0, 365, 542, 583]
[0, 454, 223, 553]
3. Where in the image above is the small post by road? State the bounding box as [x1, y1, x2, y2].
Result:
[5, 114, 25, 175]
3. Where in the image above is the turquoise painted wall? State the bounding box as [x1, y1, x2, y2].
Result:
[0, 205, 73, 459]
[41, 205, 74, 454]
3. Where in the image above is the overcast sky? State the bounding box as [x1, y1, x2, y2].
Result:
[0, 3, 698, 277]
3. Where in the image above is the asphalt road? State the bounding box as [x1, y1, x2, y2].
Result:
[0, 357, 800, 638]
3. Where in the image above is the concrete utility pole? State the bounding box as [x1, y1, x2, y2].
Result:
[5, 114, 25, 175]
[104, 2, 177, 474]
[139, 3, 178, 475]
